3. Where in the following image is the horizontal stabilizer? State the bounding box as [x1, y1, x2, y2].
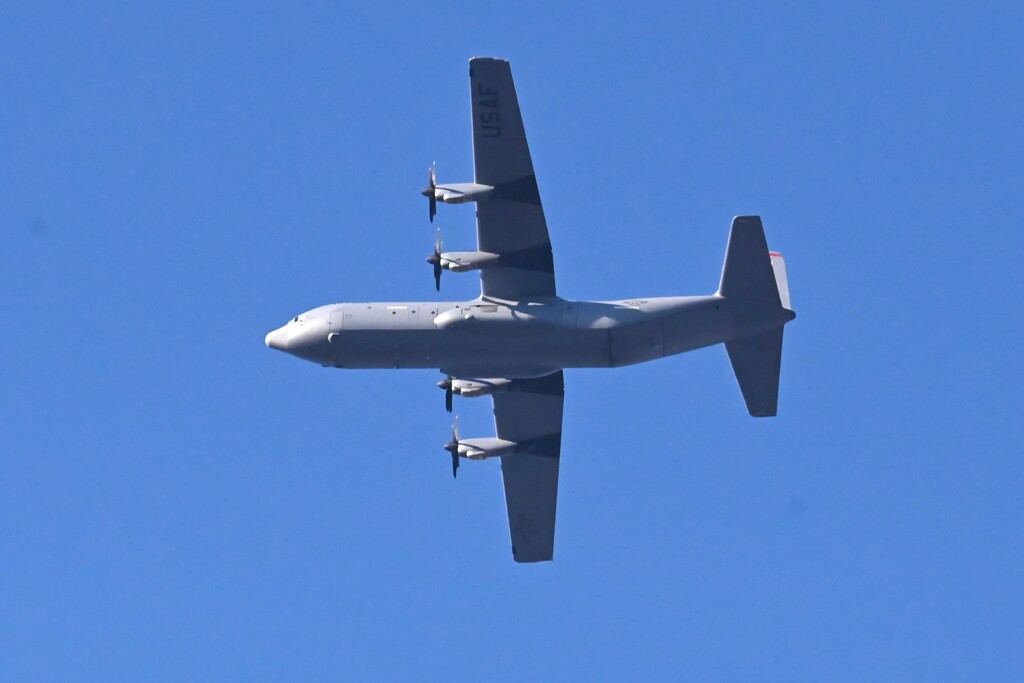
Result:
[726, 327, 784, 417]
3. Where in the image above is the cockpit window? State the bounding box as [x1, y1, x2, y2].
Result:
[292, 316, 299, 323]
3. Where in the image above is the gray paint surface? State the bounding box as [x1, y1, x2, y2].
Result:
[266, 58, 796, 562]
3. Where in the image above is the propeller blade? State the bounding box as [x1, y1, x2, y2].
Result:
[438, 376, 454, 412]
[421, 163, 438, 223]
[429, 228, 443, 291]
[442, 414, 461, 478]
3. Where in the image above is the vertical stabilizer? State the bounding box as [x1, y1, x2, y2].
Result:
[718, 216, 793, 417]
[718, 216, 782, 308]
[726, 328, 784, 417]
[720, 216, 782, 307]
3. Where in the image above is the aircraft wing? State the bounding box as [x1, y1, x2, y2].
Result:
[469, 57, 556, 300]
[492, 371, 564, 563]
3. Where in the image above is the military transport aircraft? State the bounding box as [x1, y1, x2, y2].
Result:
[265, 57, 796, 563]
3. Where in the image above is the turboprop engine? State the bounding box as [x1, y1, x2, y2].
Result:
[455, 439, 517, 460]
[438, 377, 513, 411]
[442, 417, 518, 477]
[426, 227, 501, 291]
[421, 163, 493, 222]
[437, 251, 501, 273]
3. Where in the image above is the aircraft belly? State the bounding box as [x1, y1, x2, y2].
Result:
[607, 319, 665, 367]
[331, 329, 439, 369]
[328, 298, 743, 372]
[659, 300, 733, 356]
[330, 325, 609, 374]
[438, 328, 604, 376]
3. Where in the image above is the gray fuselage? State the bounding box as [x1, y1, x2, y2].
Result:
[265, 295, 792, 378]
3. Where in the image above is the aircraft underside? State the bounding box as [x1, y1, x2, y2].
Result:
[265, 57, 796, 563]
[273, 295, 791, 378]
[326, 297, 778, 376]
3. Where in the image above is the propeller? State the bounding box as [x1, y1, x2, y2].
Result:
[442, 416, 461, 478]
[420, 162, 437, 223]
[425, 228, 443, 291]
[437, 375, 454, 412]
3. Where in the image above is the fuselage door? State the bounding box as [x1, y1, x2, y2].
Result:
[330, 308, 345, 331]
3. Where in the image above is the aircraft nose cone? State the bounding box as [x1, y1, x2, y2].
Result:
[265, 325, 289, 350]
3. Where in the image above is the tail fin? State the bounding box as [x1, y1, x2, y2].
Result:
[718, 216, 781, 308]
[726, 328, 784, 416]
[718, 216, 793, 417]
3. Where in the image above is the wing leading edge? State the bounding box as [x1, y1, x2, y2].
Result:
[469, 57, 556, 301]
[492, 371, 564, 563]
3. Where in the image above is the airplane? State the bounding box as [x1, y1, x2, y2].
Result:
[265, 57, 796, 563]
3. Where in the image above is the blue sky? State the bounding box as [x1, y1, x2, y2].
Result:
[2, 2, 1022, 680]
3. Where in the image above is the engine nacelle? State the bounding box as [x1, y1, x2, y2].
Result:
[433, 182, 494, 204]
[456, 437, 519, 460]
[451, 378, 513, 398]
[439, 251, 501, 273]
